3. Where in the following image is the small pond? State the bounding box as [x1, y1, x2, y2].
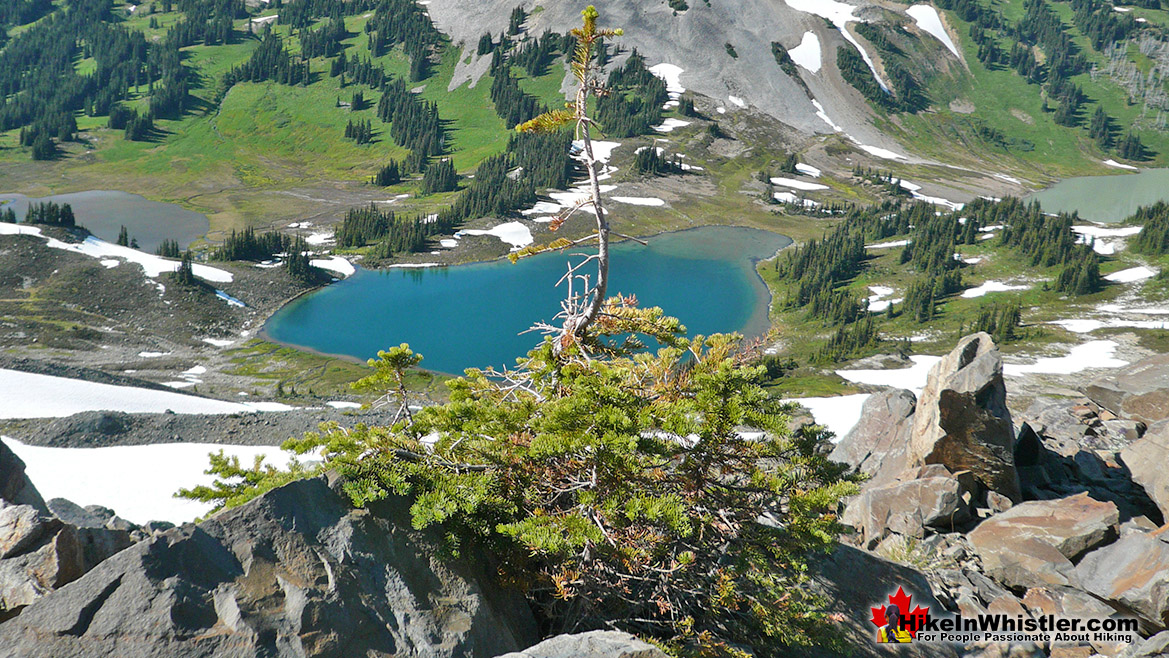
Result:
[0, 190, 209, 252]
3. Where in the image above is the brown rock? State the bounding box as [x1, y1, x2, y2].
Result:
[968, 493, 1119, 590]
[1087, 353, 1169, 425]
[909, 333, 1021, 501]
[1074, 525, 1169, 632]
[0, 440, 47, 514]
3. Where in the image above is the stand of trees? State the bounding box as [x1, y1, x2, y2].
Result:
[212, 227, 290, 262]
[24, 201, 75, 227]
[372, 160, 402, 186]
[594, 50, 668, 137]
[1130, 202, 1169, 254]
[421, 159, 458, 194]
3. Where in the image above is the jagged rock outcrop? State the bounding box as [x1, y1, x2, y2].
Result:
[1087, 353, 1169, 425]
[1120, 421, 1169, 521]
[967, 493, 1118, 590]
[0, 440, 48, 515]
[830, 388, 916, 489]
[841, 464, 973, 547]
[497, 631, 667, 658]
[1074, 524, 1169, 633]
[1013, 403, 1161, 524]
[909, 333, 1021, 502]
[0, 475, 537, 657]
[0, 439, 132, 622]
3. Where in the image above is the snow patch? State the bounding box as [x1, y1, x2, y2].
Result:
[783, 394, 872, 442]
[1105, 266, 1157, 283]
[653, 118, 691, 133]
[385, 262, 440, 269]
[455, 221, 534, 250]
[728, 95, 747, 108]
[906, 4, 961, 59]
[310, 255, 356, 277]
[0, 369, 292, 419]
[796, 163, 822, 177]
[202, 337, 235, 347]
[1103, 159, 1139, 171]
[866, 239, 910, 249]
[789, 31, 823, 73]
[610, 196, 667, 207]
[784, 0, 888, 90]
[771, 176, 829, 191]
[836, 355, 942, 394]
[215, 290, 246, 307]
[327, 401, 362, 409]
[961, 280, 1029, 298]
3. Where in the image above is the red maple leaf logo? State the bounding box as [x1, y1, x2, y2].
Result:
[869, 586, 931, 638]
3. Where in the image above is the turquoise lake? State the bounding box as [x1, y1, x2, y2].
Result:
[1026, 168, 1169, 223]
[265, 226, 792, 375]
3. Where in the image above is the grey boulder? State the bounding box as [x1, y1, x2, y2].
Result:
[0, 475, 537, 657]
[830, 388, 916, 489]
[1120, 421, 1169, 521]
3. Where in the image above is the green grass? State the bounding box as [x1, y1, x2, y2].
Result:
[225, 339, 450, 402]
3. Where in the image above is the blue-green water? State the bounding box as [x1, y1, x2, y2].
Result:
[265, 226, 792, 375]
[1026, 168, 1169, 223]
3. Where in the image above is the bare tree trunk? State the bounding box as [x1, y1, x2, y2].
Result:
[568, 87, 609, 341]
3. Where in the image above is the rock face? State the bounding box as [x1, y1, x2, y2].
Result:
[0, 440, 48, 515]
[1121, 421, 1169, 521]
[1087, 353, 1169, 425]
[968, 493, 1118, 590]
[1075, 525, 1169, 633]
[830, 388, 916, 489]
[0, 440, 134, 622]
[0, 475, 537, 657]
[909, 333, 1021, 502]
[498, 631, 667, 658]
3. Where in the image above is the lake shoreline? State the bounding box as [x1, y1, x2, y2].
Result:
[261, 225, 794, 376]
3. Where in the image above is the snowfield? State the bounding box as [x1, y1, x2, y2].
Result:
[1003, 340, 1127, 376]
[789, 31, 822, 73]
[0, 368, 294, 419]
[783, 394, 872, 442]
[5, 437, 293, 525]
[309, 255, 356, 277]
[906, 5, 961, 59]
[836, 355, 943, 394]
